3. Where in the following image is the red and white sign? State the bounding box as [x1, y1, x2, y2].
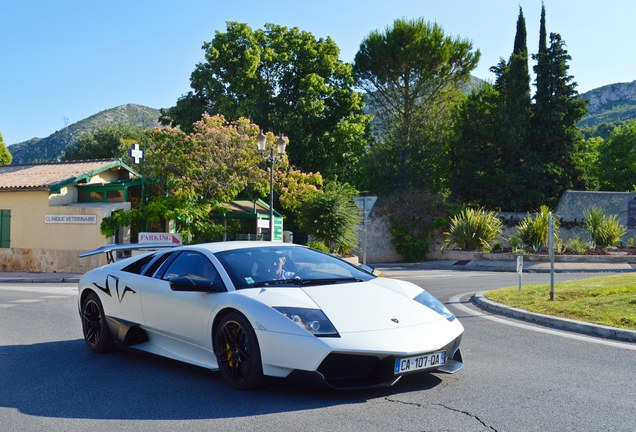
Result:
[138, 232, 182, 245]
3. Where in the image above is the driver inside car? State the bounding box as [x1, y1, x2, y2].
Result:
[272, 255, 296, 280]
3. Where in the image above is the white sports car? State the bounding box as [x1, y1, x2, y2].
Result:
[78, 241, 464, 390]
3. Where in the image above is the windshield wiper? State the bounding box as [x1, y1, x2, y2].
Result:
[251, 277, 364, 288]
[297, 277, 363, 286]
[252, 278, 302, 288]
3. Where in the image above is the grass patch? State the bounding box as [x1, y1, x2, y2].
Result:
[485, 273, 636, 330]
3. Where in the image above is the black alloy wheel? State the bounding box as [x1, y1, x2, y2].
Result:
[81, 292, 113, 353]
[215, 312, 264, 390]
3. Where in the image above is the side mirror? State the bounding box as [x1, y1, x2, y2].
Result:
[168, 276, 225, 293]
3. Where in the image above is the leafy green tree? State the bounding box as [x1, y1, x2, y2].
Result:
[0, 132, 11, 165]
[102, 115, 325, 243]
[160, 22, 370, 182]
[353, 18, 479, 192]
[297, 181, 360, 254]
[574, 136, 602, 191]
[596, 121, 636, 191]
[449, 83, 503, 207]
[62, 124, 146, 161]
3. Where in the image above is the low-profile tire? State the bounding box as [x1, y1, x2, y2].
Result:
[214, 312, 264, 390]
[81, 292, 113, 353]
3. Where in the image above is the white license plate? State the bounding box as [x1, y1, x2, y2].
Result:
[394, 351, 446, 375]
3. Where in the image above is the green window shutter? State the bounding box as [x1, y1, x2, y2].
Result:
[0, 210, 10, 248]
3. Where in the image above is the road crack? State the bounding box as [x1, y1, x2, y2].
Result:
[384, 397, 425, 408]
[436, 403, 498, 431]
[385, 398, 498, 431]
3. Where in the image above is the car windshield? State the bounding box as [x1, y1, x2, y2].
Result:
[215, 246, 375, 290]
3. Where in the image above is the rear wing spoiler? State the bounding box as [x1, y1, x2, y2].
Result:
[79, 243, 179, 264]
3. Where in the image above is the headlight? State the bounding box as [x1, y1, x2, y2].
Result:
[273, 307, 339, 337]
[414, 290, 456, 321]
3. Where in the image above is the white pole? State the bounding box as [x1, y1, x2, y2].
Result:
[517, 255, 523, 292]
[549, 212, 555, 301]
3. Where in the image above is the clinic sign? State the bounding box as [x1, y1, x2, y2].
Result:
[45, 215, 97, 224]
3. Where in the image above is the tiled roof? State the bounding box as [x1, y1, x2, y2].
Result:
[0, 159, 134, 191]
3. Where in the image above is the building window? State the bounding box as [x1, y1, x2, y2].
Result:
[78, 186, 127, 203]
[0, 209, 10, 248]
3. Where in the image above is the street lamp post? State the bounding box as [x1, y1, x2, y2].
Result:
[257, 131, 287, 241]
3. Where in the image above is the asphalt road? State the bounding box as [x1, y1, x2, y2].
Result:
[1, 271, 634, 432]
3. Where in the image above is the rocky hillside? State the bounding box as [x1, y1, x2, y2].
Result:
[9, 104, 161, 164]
[578, 80, 636, 128]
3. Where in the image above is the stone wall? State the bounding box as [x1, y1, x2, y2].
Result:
[555, 190, 636, 226]
[353, 190, 636, 264]
[0, 248, 105, 273]
[354, 213, 401, 263]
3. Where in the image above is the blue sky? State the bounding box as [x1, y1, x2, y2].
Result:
[2, 0, 634, 145]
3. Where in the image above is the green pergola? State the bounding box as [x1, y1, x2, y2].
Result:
[212, 199, 283, 241]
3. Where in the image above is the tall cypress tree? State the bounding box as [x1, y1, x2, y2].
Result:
[533, 3, 549, 118]
[491, 6, 533, 209]
[532, 4, 588, 204]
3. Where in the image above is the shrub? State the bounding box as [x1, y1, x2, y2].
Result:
[307, 240, 330, 253]
[390, 227, 431, 261]
[297, 181, 360, 254]
[516, 205, 559, 251]
[378, 190, 446, 261]
[443, 207, 503, 252]
[509, 235, 525, 253]
[565, 237, 592, 254]
[584, 207, 627, 248]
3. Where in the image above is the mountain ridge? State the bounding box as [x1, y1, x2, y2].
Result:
[8, 104, 161, 164]
[7, 79, 636, 164]
[578, 80, 636, 128]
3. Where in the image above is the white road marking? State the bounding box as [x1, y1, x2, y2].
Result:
[11, 299, 42, 303]
[0, 286, 77, 296]
[449, 292, 636, 351]
[381, 270, 495, 279]
[0, 304, 15, 308]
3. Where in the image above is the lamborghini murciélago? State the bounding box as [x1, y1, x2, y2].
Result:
[78, 241, 463, 390]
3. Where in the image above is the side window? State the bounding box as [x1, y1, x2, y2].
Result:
[142, 252, 175, 277]
[162, 251, 225, 289]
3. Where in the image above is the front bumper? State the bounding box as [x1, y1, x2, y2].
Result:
[288, 335, 463, 390]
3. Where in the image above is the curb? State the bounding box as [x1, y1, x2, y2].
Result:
[472, 292, 636, 343]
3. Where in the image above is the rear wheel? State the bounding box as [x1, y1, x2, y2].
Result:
[214, 312, 264, 390]
[81, 292, 113, 353]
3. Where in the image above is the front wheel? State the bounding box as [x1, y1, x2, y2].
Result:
[214, 312, 264, 390]
[81, 292, 113, 353]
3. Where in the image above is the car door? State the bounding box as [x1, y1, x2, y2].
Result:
[138, 250, 227, 350]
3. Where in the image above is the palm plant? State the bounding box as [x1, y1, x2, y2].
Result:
[443, 207, 503, 252]
[516, 205, 559, 251]
[584, 207, 627, 248]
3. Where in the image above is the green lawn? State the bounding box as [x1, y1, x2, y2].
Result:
[485, 273, 636, 330]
